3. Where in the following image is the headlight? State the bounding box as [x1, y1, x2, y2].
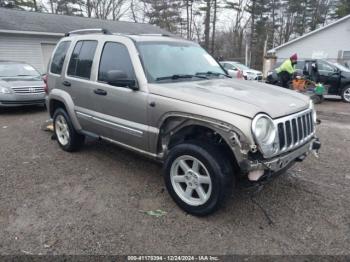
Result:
[309, 100, 317, 123]
[252, 114, 278, 157]
[0, 87, 10, 94]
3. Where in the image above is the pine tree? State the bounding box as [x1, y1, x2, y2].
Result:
[141, 0, 184, 34]
[334, 0, 350, 18]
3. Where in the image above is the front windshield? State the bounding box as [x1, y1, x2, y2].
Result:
[233, 63, 250, 71]
[332, 62, 350, 72]
[137, 41, 226, 83]
[0, 63, 41, 77]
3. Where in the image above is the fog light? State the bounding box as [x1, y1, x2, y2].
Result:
[248, 170, 265, 181]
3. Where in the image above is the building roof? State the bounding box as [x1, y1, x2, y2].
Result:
[269, 14, 350, 53]
[0, 7, 170, 36]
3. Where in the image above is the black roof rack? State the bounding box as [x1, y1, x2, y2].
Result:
[136, 33, 171, 37]
[65, 28, 112, 37]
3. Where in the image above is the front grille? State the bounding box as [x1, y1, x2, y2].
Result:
[11, 86, 45, 94]
[256, 75, 263, 81]
[275, 109, 314, 154]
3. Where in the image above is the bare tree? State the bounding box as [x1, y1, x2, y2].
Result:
[90, 0, 125, 20]
[203, 0, 211, 50]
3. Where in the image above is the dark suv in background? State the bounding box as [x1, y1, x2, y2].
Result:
[266, 59, 350, 102]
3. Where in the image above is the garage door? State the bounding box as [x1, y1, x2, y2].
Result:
[41, 43, 56, 73]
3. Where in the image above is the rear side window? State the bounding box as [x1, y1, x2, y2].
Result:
[98, 42, 134, 82]
[67, 40, 97, 79]
[50, 41, 71, 74]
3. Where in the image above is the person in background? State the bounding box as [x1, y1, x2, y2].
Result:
[276, 53, 298, 88]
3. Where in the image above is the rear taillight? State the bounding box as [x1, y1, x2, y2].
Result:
[43, 74, 48, 94]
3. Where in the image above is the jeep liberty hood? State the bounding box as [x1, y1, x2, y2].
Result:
[148, 79, 309, 119]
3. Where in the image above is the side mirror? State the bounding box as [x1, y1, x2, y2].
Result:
[106, 70, 138, 90]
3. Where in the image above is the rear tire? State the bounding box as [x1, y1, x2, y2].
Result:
[53, 108, 84, 152]
[341, 86, 350, 103]
[163, 141, 234, 216]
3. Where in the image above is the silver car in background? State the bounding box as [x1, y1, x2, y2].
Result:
[0, 61, 46, 107]
[221, 61, 263, 81]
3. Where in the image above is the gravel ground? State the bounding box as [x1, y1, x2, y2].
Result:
[0, 100, 349, 255]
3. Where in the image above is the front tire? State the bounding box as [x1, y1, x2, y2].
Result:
[163, 141, 234, 216]
[53, 108, 84, 152]
[341, 86, 350, 103]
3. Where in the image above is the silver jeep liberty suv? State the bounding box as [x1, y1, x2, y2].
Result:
[46, 29, 321, 216]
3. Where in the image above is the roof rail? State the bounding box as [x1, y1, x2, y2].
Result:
[65, 28, 112, 37]
[136, 33, 171, 37]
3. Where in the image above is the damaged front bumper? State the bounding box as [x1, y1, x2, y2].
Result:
[240, 138, 321, 181]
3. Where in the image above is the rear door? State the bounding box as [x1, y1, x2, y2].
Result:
[89, 39, 149, 151]
[64, 39, 100, 132]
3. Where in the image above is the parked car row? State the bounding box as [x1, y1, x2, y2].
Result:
[266, 59, 350, 102]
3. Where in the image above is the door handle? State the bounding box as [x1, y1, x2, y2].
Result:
[62, 81, 71, 87]
[93, 88, 107, 96]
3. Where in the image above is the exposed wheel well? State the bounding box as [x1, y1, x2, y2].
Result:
[165, 124, 240, 173]
[49, 99, 66, 117]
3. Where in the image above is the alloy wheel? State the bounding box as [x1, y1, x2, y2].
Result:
[55, 115, 70, 146]
[170, 155, 212, 206]
[344, 87, 350, 102]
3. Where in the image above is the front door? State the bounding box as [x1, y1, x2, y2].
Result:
[90, 41, 149, 151]
[317, 60, 340, 95]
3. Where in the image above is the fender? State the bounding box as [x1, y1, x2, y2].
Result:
[48, 89, 82, 131]
[155, 112, 255, 164]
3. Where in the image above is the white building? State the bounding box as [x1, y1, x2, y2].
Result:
[269, 14, 350, 64]
[0, 8, 169, 73]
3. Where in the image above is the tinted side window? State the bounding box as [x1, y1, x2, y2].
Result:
[50, 41, 71, 74]
[67, 40, 97, 79]
[98, 42, 134, 83]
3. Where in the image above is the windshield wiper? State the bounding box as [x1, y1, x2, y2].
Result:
[156, 74, 208, 81]
[195, 71, 231, 78]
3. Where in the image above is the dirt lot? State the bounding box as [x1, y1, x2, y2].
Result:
[0, 100, 349, 255]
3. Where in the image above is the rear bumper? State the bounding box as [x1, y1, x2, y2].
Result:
[241, 137, 321, 173]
